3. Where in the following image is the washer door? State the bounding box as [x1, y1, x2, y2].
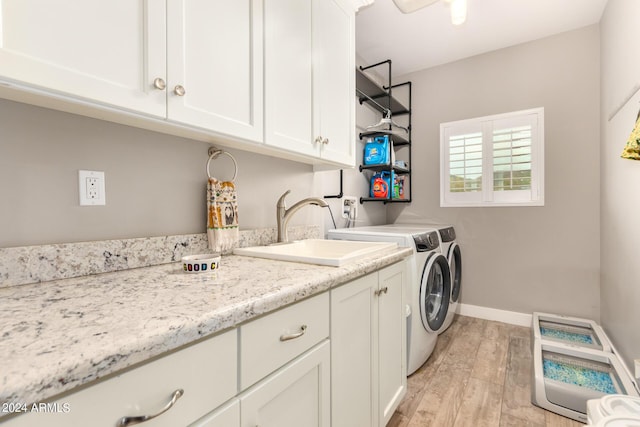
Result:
[419, 253, 451, 333]
[447, 242, 462, 303]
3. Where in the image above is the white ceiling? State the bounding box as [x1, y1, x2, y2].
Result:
[355, 0, 608, 76]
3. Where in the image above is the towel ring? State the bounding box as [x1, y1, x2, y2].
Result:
[207, 147, 238, 182]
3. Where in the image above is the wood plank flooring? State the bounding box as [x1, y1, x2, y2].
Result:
[389, 315, 584, 427]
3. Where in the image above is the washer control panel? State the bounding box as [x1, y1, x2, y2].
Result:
[438, 227, 456, 243]
[413, 231, 440, 252]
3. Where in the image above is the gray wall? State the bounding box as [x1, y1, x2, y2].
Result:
[600, 0, 640, 370]
[0, 48, 389, 248]
[0, 98, 385, 248]
[387, 25, 602, 319]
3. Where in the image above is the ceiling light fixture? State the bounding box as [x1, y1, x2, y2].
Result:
[392, 0, 467, 26]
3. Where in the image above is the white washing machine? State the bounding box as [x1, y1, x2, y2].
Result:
[384, 224, 461, 333]
[328, 225, 451, 375]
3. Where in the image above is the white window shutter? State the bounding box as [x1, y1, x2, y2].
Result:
[440, 108, 544, 207]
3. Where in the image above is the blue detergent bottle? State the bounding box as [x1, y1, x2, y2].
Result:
[364, 135, 390, 165]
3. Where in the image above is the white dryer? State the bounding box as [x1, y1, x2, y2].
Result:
[328, 225, 451, 375]
[385, 223, 461, 333]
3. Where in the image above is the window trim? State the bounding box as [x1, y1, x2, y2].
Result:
[440, 107, 545, 208]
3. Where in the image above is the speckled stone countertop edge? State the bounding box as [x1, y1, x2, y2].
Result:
[0, 226, 321, 288]
[0, 247, 412, 411]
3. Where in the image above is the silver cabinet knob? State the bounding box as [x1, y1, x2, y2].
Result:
[322, 138, 329, 145]
[174, 85, 186, 96]
[153, 78, 166, 91]
[314, 136, 323, 145]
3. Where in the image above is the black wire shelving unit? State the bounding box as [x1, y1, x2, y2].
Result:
[356, 60, 412, 205]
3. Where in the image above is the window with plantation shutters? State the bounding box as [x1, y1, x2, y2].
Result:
[440, 108, 544, 207]
[449, 131, 483, 193]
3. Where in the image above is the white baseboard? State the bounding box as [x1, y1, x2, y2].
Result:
[458, 303, 532, 327]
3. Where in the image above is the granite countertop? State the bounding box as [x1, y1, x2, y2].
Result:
[0, 247, 412, 410]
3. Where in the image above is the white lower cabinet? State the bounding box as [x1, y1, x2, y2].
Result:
[240, 341, 330, 427]
[192, 348, 331, 427]
[238, 292, 330, 427]
[1, 329, 238, 427]
[240, 292, 329, 390]
[377, 262, 408, 425]
[331, 261, 407, 427]
[189, 399, 240, 427]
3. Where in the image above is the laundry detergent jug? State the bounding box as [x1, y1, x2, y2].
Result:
[364, 135, 390, 165]
[370, 171, 393, 198]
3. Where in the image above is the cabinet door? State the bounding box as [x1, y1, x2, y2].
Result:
[264, 0, 317, 156]
[167, 0, 263, 142]
[240, 341, 330, 427]
[330, 273, 378, 427]
[189, 399, 240, 427]
[313, 0, 355, 166]
[0, 0, 166, 117]
[240, 292, 329, 390]
[2, 330, 237, 427]
[378, 261, 408, 426]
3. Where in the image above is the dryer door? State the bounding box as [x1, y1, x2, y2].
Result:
[447, 242, 462, 303]
[419, 253, 451, 333]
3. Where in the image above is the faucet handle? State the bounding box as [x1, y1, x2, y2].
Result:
[277, 190, 291, 207]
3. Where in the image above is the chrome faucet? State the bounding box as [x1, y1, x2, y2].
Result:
[276, 190, 328, 243]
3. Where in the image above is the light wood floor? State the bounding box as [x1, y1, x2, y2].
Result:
[389, 315, 584, 427]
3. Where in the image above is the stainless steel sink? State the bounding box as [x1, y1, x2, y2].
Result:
[233, 239, 397, 267]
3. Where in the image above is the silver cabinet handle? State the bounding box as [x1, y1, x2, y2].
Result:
[322, 138, 329, 145]
[174, 85, 186, 96]
[116, 389, 184, 427]
[374, 286, 388, 296]
[314, 136, 323, 145]
[153, 77, 166, 90]
[280, 325, 307, 342]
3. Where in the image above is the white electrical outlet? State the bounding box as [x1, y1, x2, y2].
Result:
[342, 196, 357, 219]
[79, 170, 106, 206]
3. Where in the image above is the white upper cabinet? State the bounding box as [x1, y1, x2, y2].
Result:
[264, 0, 315, 156]
[264, 0, 355, 166]
[167, 0, 263, 143]
[0, 0, 354, 166]
[0, 0, 167, 117]
[313, 0, 356, 166]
